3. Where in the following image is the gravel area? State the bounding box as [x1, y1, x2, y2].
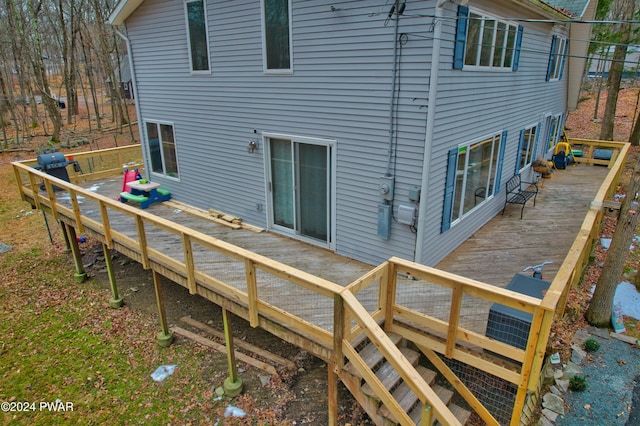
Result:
[555, 328, 640, 425]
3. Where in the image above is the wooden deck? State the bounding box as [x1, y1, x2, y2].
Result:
[12, 142, 623, 426]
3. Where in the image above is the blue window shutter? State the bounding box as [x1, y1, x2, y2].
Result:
[515, 129, 525, 174]
[441, 148, 458, 232]
[559, 40, 568, 80]
[546, 35, 557, 81]
[512, 25, 524, 71]
[494, 130, 507, 194]
[453, 6, 469, 69]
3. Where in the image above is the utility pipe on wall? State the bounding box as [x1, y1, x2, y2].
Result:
[115, 28, 147, 166]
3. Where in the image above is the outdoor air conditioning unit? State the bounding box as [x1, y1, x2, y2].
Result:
[486, 273, 551, 350]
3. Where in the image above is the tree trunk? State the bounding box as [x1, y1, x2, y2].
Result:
[28, 1, 62, 142]
[599, 0, 635, 141]
[593, 47, 608, 121]
[630, 89, 640, 145]
[585, 155, 640, 326]
[599, 43, 628, 140]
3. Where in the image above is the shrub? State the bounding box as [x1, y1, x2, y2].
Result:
[583, 337, 600, 352]
[569, 375, 587, 392]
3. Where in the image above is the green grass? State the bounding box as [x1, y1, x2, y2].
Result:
[0, 241, 231, 425]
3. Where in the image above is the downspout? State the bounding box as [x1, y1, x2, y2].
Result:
[115, 28, 147, 167]
[414, 0, 447, 263]
[385, 0, 402, 178]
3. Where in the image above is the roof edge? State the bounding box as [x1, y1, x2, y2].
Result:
[108, 0, 144, 25]
[527, 0, 577, 20]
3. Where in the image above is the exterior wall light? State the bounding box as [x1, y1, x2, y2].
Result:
[247, 140, 257, 153]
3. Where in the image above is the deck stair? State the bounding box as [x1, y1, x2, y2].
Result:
[340, 333, 471, 426]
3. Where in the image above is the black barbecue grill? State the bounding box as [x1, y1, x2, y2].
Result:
[34, 150, 80, 189]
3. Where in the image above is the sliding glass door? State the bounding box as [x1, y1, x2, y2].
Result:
[268, 137, 333, 246]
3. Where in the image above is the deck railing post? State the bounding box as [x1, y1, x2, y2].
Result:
[329, 293, 345, 426]
[152, 270, 174, 347]
[511, 305, 549, 424]
[13, 165, 27, 203]
[382, 260, 397, 332]
[245, 259, 259, 327]
[103, 243, 124, 308]
[446, 283, 463, 358]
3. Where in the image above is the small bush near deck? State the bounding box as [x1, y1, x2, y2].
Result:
[569, 375, 587, 392]
[583, 337, 601, 352]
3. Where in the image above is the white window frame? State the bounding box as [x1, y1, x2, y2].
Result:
[518, 123, 539, 172]
[464, 10, 519, 71]
[184, 0, 211, 74]
[452, 132, 503, 225]
[260, 0, 293, 74]
[546, 113, 563, 151]
[145, 120, 180, 180]
[548, 36, 567, 81]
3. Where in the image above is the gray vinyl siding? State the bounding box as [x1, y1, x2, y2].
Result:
[126, 0, 436, 266]
[417, 2, 568, 266]
[123, 0, 571, 268]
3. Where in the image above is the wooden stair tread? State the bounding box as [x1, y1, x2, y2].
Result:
[433, 384, 454, 406]
[401, 385, 453, 425]
[343, 333, 402, 377]
[447, 403, 472, 425]
[378, 365, 437, 420]
[361, 347, 420, 397]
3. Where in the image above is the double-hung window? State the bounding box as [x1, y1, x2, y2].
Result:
[185, 0, 210, 73]
[454, 6, 523, 70]
[146, 121, 179, 179]
[517, 124, 540, 172]
[442, 132, 506, 232]
[546, 35, 568, 81]
[262, 0, 292, 72]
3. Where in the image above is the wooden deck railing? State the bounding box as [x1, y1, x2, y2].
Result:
[569, 138, 625, 168]
[20, 144, 142, 184]
[11, 140, 629, 426]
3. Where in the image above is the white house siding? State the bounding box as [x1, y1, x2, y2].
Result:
[417, 1, 569, 266]
[125, 0, 444, 266]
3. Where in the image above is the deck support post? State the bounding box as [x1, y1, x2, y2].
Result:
[222, 308, 243, 396]
[328, 363, 338, 426]
[103, 243, 123, 308]
[420, 406, 432, 426]
[152, 270, 174, 347]
[60, 221, 72, 253]
[64, 224, 87, 283]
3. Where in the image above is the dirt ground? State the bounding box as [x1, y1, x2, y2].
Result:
[79, 242, 369, 425]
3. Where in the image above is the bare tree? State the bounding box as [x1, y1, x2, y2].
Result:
[56, 0, 80, 120]
[586, 153, 640, 326]
[26, 0, 63, 142]
[599, 0, 637, 140]
[630, 113, 640, 145]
